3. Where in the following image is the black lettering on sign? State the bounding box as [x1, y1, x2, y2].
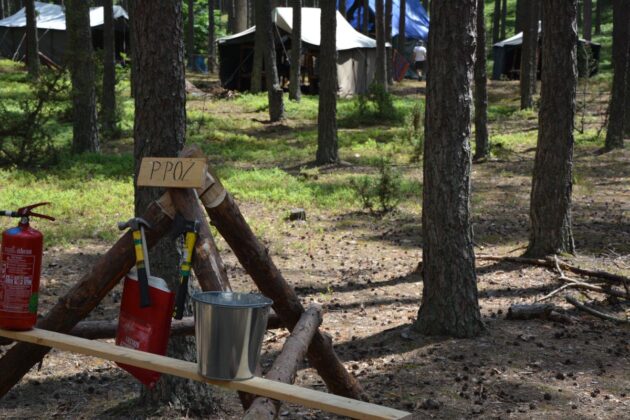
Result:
[174, 161, 183, 180]
[150, 161, 162, 178]
[181, 161, 195, 179]
[163, 161, 174, 180]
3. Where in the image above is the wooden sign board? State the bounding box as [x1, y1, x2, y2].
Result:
[137, 157, 207, 188]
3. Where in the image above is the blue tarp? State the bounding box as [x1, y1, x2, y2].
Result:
[339, 0, 429, 41]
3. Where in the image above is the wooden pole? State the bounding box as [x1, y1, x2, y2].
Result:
[244, 305, 323, 419]
[0, 328, 411, 419]
[0, 197, 175, 398]
[180, 146, 365, 401]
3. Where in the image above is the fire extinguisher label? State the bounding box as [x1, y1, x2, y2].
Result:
[0, 248, 36, 314]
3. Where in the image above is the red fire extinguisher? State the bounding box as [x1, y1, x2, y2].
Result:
[0, 203, 54, 331]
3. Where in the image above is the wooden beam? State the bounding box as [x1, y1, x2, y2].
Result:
[0, 328, 411, 420]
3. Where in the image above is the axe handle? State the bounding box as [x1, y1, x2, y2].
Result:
[132, 229, 152, 308]
[173, 230, 197, 319]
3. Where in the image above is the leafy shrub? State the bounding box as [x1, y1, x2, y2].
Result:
[349, 82, 402, 125]
[351, 157, 403, 214]
[0, 70, 70, 168]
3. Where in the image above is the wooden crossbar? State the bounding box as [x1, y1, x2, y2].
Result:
[0, 328, 411, 420]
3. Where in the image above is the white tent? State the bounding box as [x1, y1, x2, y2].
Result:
[218, 7, 378, 97]
[0, 1, 128, 64]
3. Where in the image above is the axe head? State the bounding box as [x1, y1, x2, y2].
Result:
[170, 213, 200, 239]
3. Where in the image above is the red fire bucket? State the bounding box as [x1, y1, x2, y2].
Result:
[115, 271, 174, 388]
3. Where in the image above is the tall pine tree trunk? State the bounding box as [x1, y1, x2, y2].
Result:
[251, 0, 265, 93]
[500, 0, 507, 39]
[375, 0, 387, 89]
[339, 0, 346, 18]
[492, 0, 501, 44]
[234, 0, 248, 33]
[414, 0, 483, 338]
[289, 0, 301, 101]
[398, 0, 406, 54]
[520, 0, 539, 109]
[385, 0, 393, 84]
[0, 0, 4, 20]
[526, 0, 577, 258]
[132, 0, 213, 411]
[25, 0, 38, 79]
[604, 0, 629, 150]
[66, 0, 99, 154]
[594, 0, 601, 35]
[362, 0, 369, 34]
[102, 0, 117, 137]
[208, 0, 216, 73]
[515, 0, 525, 34]
[187, 0, 195, 68]
[583, 0, 592, 40]
[262, 0, 284, 121]
[474, 0, 489, 161]
[316, 0, 338, 165]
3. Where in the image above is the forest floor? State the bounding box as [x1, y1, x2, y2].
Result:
[1, 75, 629, 419]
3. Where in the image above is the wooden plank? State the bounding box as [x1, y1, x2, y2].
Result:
[0, 328, 412, 420]
[137, 157, 207, 188]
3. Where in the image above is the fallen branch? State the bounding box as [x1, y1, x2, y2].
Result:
[244, 305, 323, 419]
[477, 255, 630, 285]
[565, 296, 629, 324]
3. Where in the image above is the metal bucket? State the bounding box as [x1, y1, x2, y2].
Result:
[193, 291, 273, 380]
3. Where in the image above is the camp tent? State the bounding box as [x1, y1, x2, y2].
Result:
[341, 0, 429, 41]
[0, 1, 129, 65]
[492, 25, 600, 80]
[218, 7, 378, 97]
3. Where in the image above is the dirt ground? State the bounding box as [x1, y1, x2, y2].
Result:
[1, 139, 629, 419]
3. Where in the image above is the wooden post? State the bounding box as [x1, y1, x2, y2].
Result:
[180, 146, 365, 401]
[244, 305, 323, 419]
[0, 197, 175, 398]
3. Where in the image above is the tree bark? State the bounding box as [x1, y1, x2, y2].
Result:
[604, 0, 629, 150]
[492, 0, 501, 44]
[0, 200, 173, 398]
[243, 305, 323, 419]
[208, 0, 216, 73]
[520, 0, 539, 109]
[289, 0, 301, 101]
[398, 0, 406, 53]
[25, 0, 38, 79]
[339, 0, 346, 18]
[594, 0, 601, 35]
[316, 0, 339, 165]
[251, 0, 265, 93]
[234, 0, 248, 33]
[526, 0, 577, 258]
[385, 0, 393, 84]
[131, 0, 213, 411]
[583, 0, 592, 40]
[187, 0, 195, 68]
[262, 0, 284, 121]
[66, 0, 100, 154]
[0, 0, 4, 20]
[413, 0, 483, 338]
[375, 0, 387, 89]
[474, 0, 489, 161]
[500, 0, 507, 39]
[102, 0, 117, 137]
